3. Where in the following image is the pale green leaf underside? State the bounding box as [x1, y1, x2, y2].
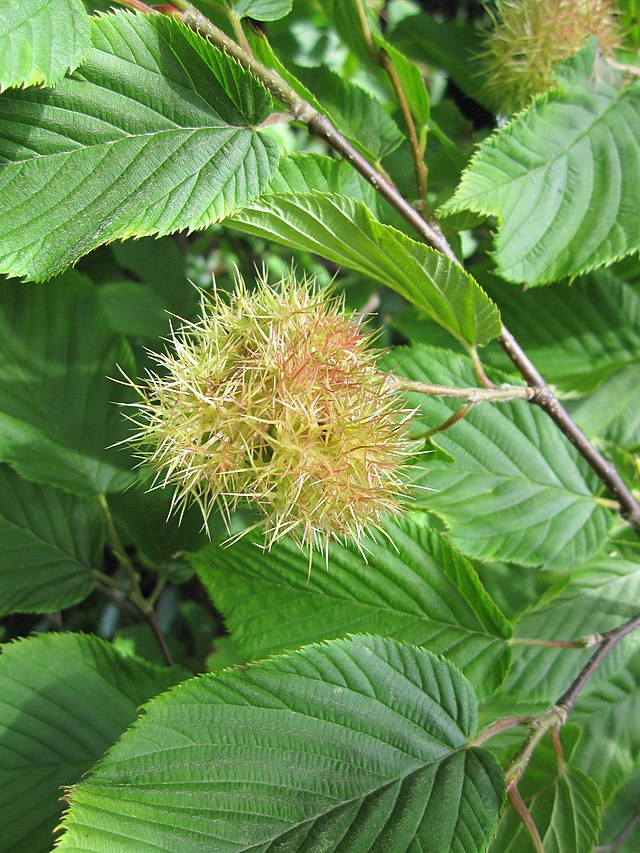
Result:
[0, 633, 187, 853]
[0, 0, 90, 91]
[0, 271, 136, 496]
[224, 0, 292, 21]
[191, 518, 512, 700]
[0, 464, 103, 616]
[57, 636, 505, 852]
[384, 346, 612, 567]
[230, 191, 501, 347]
[440, 43, 640, 285]
[0, 11, 279, 281]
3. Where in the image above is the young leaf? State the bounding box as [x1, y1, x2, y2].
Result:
[57, 636, 505, 852]
[223, 0, 292, 21]
[0, 464, 103, 616]
[439, 42, 640, 285]
[0, 11, 279, 282]
[0, 633, 187, 853]
[230, 192, 502, 348]
[190, 518, 513, 699]
[491, 728, 603, 853]
[0, 270, 137, 496]
[0, 0, 90, 91]
[384, 346, 613, 567]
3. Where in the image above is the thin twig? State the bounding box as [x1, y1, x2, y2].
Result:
[147, 612, 175, 667]
[412, 402, 476, 439]
[380, 49, 429, 211]
[469, 715, 531, 747]
[507, 781, 545, 853]
[391, 376, 535, 402]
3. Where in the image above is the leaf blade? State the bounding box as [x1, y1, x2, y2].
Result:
[0, 11, 279, 281]
[57, 636, 505, 852]
[190, 518, 513, 699]
[0, 0, 90, 91]
[0, 633, 187, 853]
[439, 44, 640, 285]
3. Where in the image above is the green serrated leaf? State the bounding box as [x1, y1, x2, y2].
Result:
[0, 270, 136, 496]
[491, 728, 603, 853]
[439, 43, 640, 285]
[0, 11, 279, 282]
[0, 633, 187, 853]
[383, 345, 613, 567]
[0, 465, 103, 616]
[57, 636, 505, 852]
[229, 192, 501, 348]
[223, 0, 292, 21]
[0, 0, 90, 91]
[190, 518, 513, 700]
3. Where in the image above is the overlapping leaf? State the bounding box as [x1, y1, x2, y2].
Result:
[230, 192, 501, 347]
[0, 270, 136, 495]
[0, 464, 103, 616]
[190, 518, 513, 699]
[440, 43, 640, 284]
[0, 11, 279, 281]
[0, 633, 187, 853]
[384, 346, 613, 567]
[0, 0, 90, 91]
[57, 636, 505, 852]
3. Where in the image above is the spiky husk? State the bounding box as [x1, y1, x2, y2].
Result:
[126, 272, 416, 554]
[480, 0, 620, 114]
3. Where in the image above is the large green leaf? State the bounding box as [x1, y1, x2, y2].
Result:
[57, 636, 505, 852]
[383, 346, 613, 567]
[0, 270, 136, 496]
[491, 728, 603, 853]
[0, 11, 279, 282]
[223, 0, 292, 21]
[0, 633, 187, 853]
[230, 192, 501, 348]
[0, 0, 90, 91]
[190, 518, 513, 699]
[0, 464, 103, 616]
[439, 43, 640, 285]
